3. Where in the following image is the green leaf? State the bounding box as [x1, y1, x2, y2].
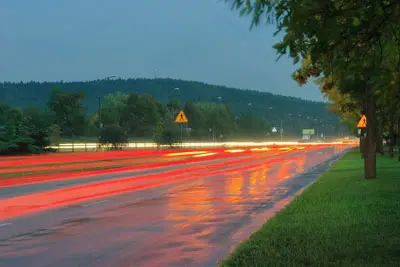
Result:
[377, 6, 384, 16]
[293, 55, 300, 65]
[352, 17, 360, 26]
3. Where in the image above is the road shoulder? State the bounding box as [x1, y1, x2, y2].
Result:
[220, 149, 400, 267]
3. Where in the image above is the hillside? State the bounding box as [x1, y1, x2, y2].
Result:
[0, 78, 341, 135]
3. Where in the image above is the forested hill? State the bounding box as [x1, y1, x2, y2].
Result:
[0, 78, 338, 125]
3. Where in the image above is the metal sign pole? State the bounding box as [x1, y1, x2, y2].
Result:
[180, 124, 183, 147]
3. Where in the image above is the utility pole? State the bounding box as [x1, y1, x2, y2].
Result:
[280, 120, 283, 140]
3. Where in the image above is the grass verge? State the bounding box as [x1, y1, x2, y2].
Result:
[220, 150, 400, 267]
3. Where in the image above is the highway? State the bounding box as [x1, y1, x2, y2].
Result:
[0, 144, 352, 266]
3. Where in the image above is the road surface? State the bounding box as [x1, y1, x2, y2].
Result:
[0, 145, 350, 267]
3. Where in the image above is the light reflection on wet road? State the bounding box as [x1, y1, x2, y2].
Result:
[0, 145, 350, 267]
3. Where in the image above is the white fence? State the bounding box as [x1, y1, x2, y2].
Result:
[48, 141, 347, 152]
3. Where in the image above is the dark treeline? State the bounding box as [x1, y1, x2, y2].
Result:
[0, 89, 271, 153]
[0, 78, 346, 154]
[1, 78, 340, 127]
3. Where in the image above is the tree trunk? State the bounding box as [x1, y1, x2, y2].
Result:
[398, 119, 400, 161]
[389, 117, 394, 158]
[364, 87, 377, 179]
[375, 112, 384, 155]
[360, 128, 366, 158]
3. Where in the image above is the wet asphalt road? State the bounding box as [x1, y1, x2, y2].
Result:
[0, 146, 350, 267]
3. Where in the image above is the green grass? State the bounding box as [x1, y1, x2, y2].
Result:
[220, 150, 400, 267]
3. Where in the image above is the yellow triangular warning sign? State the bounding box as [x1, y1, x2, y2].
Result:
[174, 110, 188, 123]
[357, 115, 367, 128]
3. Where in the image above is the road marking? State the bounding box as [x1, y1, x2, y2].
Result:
[0, 223, 12, 227]
[81, 200, 108, 207]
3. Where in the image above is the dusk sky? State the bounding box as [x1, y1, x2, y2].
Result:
[0, 0, 325, 101]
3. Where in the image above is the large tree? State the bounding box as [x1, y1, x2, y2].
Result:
[228, 0, 400, 178]
[100, 91, 128, 127]
[121, 94, 162, 137]
[48, 88, 86, 137]
[0, 105, 51, 154]
[184, 102, 207, 138]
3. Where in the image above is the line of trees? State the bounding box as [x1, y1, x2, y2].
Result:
[1, 78, 344, 138]
[0, 88, 274, 154]
[228, 0, 400, 178]
[91, 91, 272, 147]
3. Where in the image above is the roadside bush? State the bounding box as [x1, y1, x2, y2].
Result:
[160, 129, 179, 148]
[0, 122, 49, 155]
[98, 124, 128, 150]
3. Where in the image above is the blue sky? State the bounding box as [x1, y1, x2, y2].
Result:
[0, 0, 324, 101]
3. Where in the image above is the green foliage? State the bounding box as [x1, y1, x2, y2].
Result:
[237, 112, 270, 138]
[221, 151, 400, 266]
[208, 103, 237, 139]
[0, 123, 33, 154]
[100, 91, 128, 127]
[184, 102, 207, 138]
[228, 0, 398, 97]
[0, 78, 340, 136]
[0, 105, 50, 154]
[166, 99, 181, 115]
[121, 94, 161, 137]
[159, 114, 180, 147]
[0, 76, 347, 154]
[23, 107, 52, 149]
[159, 129, 180, 148]
[49, 124, 62, 145]
[98, 124, 128, 150]
[153, 120, 164, 147]
[228, 0, 400, 177]
[340, 118, 359, 136]
[48, 88, 86, 137]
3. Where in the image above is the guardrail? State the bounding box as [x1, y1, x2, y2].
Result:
[47, 141, 352, 153]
